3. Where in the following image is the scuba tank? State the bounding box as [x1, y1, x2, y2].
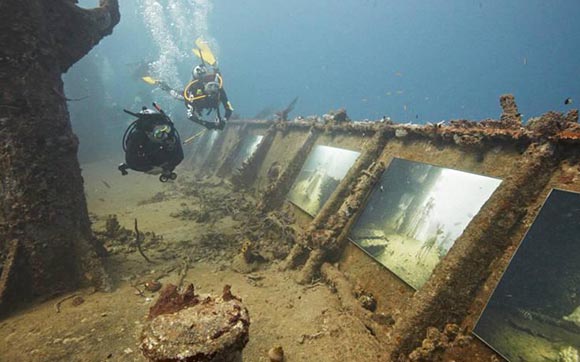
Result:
[118, 103, 184, 182]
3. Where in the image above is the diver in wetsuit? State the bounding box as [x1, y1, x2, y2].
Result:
[156, 63, 234, 130]
[140, 38, 234, 130]
[118, 104, 184, 182]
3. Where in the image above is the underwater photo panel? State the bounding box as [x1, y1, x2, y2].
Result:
[287, 145, 360, 216]
[232, 135, 263, 170]
[350, 158, 502, 289]
[474, 189, 580, 362]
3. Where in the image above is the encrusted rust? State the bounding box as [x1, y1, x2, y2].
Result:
[294, 155, 389, 283]
[229, 104, 579, 150]
[279, 243, 308, 271]
[148, 283, 199, 320]
[0, 0, 120, 313]
[407, 324, 472, 362]
[499, 93, 523, 127]
[141, 285, 250, 362]
[257, 128, 321, 213]
[0, 240, 25, 312]
[309, 127, 389, 232]
[238, 98, 580, 358]
[385, 139, 560, 359]
[320, 262, 388, 340]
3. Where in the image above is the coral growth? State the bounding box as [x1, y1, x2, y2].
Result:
[329, 108, 350, 123]
[355, 289, 377, 312]
[527, 110, 580, 139]
[407, 324, 471, 362]
[141, 285, 250, 362]
[499, 94, 522, 128]
[148, 283, 199, 320]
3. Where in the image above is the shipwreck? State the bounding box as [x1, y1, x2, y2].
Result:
[1, 1, 580, 361]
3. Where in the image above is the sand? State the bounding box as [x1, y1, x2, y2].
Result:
[0, 158, 383, 362]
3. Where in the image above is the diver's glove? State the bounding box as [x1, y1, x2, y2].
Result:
[224, 101, 233, 120]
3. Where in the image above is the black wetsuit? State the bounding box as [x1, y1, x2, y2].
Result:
[120, 110, 183, 177]
[161, 72, 233, 130]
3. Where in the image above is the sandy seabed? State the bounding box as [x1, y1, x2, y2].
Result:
[0, 158, 383, 362]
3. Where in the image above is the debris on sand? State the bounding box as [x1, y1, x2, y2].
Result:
[54, 294, 81, 313]
[137, 191, 170, 206]
[143, 280, 162, 293]
[71, 296, 85, 307]
[268, 345, 285, 362]
[94, 214, 164, 257]
[141, 284, 250, 362]
[147, 284, 199, 319]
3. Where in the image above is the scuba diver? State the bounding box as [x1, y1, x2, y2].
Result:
[142, 38, 234, 130]
[118, 103, 184, 182]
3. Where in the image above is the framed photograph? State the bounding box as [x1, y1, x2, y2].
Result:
[287, 145, 360, 216]
[474, 189, 580, 362]
[232, 135, 263, 169]
[350, 158, 502, 289]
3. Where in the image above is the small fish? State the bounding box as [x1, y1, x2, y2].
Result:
[565, 97, 573, 105]
[101, 180, 111, 189]
[523, 57, 527, 65]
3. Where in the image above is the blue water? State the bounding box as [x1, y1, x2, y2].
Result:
[68, 0, 580, 124]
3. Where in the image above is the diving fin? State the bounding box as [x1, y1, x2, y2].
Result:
[141, 76, 158, 85]
[192, 37, 217, 66]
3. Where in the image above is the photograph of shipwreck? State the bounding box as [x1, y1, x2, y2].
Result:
[350, 158, 502, 290]
[1, 1, 579, 361]
[287, 145, 360, 217]
[474, 189, 580, 362]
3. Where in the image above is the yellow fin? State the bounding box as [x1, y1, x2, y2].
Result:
[192, 37, 217, 65]
[141, 76, 157, 85]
